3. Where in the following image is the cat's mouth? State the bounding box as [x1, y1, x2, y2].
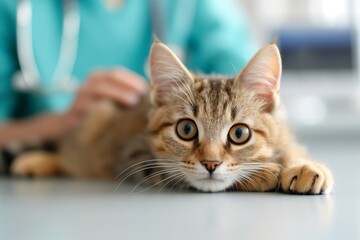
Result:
[189, 175, 234, 192]
[197, 175, 225, 182]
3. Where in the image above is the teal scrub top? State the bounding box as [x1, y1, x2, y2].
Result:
[0, 0, 256, 120]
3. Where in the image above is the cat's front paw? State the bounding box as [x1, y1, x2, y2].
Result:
[11, 151, 61, 177]
[281, 162, 333, 194]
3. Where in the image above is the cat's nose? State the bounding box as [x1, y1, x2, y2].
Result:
[200, 160, 222, 174]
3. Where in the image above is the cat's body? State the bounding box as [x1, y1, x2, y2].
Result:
[11, 41, 333, 194]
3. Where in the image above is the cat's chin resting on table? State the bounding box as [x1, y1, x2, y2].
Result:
[11, 40, 333, 195]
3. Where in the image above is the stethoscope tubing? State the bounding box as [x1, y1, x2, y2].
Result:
[15, 0, 80, 94]
[14, 0, 195, 95]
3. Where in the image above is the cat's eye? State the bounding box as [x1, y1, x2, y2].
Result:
[176, 119, 198, 141]
[228, 124, 252, 145]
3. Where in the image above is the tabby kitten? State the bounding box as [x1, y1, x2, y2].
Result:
[12, 41, 333, 194]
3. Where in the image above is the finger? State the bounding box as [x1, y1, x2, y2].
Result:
[70, 94, 97, 118]
[86, 70, 147, 100]
[92, 83, 142, 107]
[83, 69, 148, 106]
[108, 69, 149, 95]
[88, 71, 106, 85]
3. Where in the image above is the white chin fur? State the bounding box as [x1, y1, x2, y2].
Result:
[188, 178, 234, 192]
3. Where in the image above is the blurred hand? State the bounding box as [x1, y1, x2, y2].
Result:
[65, 68, 149, 128]
[0, 68, 149, 147]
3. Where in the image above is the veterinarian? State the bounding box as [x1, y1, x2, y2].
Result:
[0, 0, 255, 159]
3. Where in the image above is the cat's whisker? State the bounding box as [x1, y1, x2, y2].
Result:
[231, 184, 236, 192]
[238, 163, 276, 170]
[118, 164, 181, 187]
[238, 165, 269, 173]
[169, 175, 187, 192]
[115, 158, 180, 179]
[241, 164, 280, 183]
[240, 173, 259, 192]
[234, 175, 249, 191]
[114, 160, 182, 193]
[130, 172, 181, 193]
[119, 164, 176, 181]
[131, 168, 183, 193]
[138, 172, 185, 193]
[240, 169, 268, 182]
[235, 171, 254, 186]
[159, 173, 186, 192]
[241, 162, 282, 167]
[233, 164, 281, 192]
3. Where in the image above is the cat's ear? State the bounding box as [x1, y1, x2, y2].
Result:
[235, 44, 282, 112]
[149, 40, 194, 105]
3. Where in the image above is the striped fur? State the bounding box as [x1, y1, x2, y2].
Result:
[11, 42, 333, 194]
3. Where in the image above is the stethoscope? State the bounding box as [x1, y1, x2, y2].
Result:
[13, 0, 194, 95]
[14, 0, 80, 95]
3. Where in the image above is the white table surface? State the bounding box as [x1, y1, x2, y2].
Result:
[0, 134, 359, 240]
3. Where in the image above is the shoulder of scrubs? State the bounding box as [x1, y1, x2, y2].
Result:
[0, 0, 18, 121]
[187, 0, 257, 75]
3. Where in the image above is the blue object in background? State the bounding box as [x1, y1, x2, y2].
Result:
[276, 28, 353, 70]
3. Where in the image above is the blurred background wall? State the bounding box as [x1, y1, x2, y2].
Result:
[238, 0, 360, 139]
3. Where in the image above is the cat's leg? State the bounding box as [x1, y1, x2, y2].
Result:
[234, 163, 282, 192]
[279, 146, 333, 194]
[11, 151, 62, 177]
[9, 101, 119, 179]
[59, 98, 150, 179]
[76, 100, 119, 147]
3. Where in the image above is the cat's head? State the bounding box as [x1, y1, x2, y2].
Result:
[148, 40, 282, 192]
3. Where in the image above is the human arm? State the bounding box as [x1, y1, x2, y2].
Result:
[0, 114, 71, 149]
[0, 1, 148, 148]
[0, 69, 149, 149]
